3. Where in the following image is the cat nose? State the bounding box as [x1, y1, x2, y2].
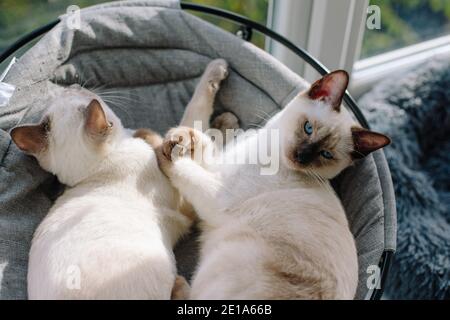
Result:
[295, 150, 314, 164]
[295, 145, 316, 164]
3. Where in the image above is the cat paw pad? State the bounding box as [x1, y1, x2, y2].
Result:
[162, 127, 204, 161]
[211, 112, 240, 131]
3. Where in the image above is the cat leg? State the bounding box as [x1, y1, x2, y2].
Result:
[211, 111, 240, 145]
[159, 126, 215, 168]
[161, 207, 194, 248]
[133, 128, 163, 148]
[180, 59, 229, 129]
[160, 158, 224, 223]
[211, 112, 240, 132]
[156, 128, 225, 220]
[171, 275, 191, 300]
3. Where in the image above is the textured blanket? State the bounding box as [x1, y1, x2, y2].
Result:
[359, 58, 450, 299]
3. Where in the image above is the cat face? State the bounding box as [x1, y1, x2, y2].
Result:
[10, 87, 123, 186]
[278, 70, 390, 179]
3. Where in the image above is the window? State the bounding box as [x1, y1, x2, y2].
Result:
[0, 0, 108, 53]
[0, 1, 270, 55]
[353, 0, 450, 97]
[184, 0, 270, 49]
[361, 0, 450, 59]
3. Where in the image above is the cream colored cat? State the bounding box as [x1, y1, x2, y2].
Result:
[9, 59, 229, 299]
[157, 70, 391, 299]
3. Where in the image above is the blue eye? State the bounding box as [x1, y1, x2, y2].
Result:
[304, 121, 313, 135]
[320, 150, 333, 159]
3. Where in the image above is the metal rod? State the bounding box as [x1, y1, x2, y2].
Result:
[0, 19, 60, 64]
[0, 2, 389, 300]
[180, 2, 370, 129]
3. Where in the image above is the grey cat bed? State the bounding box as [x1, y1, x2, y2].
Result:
[0, 0, 396, 299]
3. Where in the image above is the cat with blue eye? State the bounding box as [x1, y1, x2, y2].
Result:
[156, 70, 391, 299]
[294, 119, 338, 169]
[303, 121, 333, 159]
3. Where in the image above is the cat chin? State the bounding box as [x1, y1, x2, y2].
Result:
[281, 155, 342, 180]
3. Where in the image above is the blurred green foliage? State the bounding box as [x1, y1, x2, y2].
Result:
[1, 0, 449, 60]
[0, 0, 269, 53]
[362, 0, 450, 58]
[0, 0, 107, 51]
[184, 0, 269, 48]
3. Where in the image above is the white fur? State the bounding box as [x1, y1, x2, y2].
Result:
[26, 88, 190, 299]
[163, 88, 359, 299]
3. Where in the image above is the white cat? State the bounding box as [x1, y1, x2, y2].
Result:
[157, 70, 391, 299]
[9, 59, 229, 299]
[10, 88, 187, 299]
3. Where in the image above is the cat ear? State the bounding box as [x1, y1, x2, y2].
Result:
[85, 99, 111, 138]
[351, 127, 391, 159]
[10, 123, 48, 155]
[307, 70, 349, 112]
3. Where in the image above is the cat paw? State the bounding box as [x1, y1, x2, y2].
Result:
[171, 275, 190, 300]
[161, 127, 208, 163]
[211, 112, 240, 131]
[204, 59, 229, 93]
[133, 128, 163, 148]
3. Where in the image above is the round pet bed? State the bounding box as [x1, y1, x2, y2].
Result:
[0, 0, 396, 299]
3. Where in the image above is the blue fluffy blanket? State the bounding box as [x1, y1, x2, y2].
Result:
[358, 58, 450, 299]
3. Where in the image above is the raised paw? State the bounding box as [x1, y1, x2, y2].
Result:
[133, 128, 163, 149]
[211, 112, 240, 145]
[204, 59, 229, 93]
[161, 127, 208, 163]
[211, 112, 240, 131]
[171, 275, 190, 300]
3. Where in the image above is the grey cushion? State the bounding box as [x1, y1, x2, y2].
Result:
[0, 0, 396, 299]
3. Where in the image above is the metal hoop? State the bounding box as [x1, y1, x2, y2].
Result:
[0, 2, 392, 300]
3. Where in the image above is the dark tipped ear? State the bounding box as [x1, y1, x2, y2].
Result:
[351, 127, 391, 159]
[85, 99, 111, 137]
[10, 124, 48, 155]
[307, 70, 349, 112]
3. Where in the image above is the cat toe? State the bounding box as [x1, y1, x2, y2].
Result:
[164, 127, 196, 160]
[212, 112, 240, 131]
[205, 59, 229, 91]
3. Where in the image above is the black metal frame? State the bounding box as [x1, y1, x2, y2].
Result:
[0, 1, 393, 300]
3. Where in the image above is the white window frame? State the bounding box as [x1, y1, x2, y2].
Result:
[266, 0, 450, 98]
[351, 35, 450, 97]
[267, 0, 369, 83]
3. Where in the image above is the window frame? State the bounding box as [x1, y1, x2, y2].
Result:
[267, 0, 368, 83]
[351, 34, 450, 97]
[267, 0, 450, 98]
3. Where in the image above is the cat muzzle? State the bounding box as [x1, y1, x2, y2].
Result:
[295, 145, 317, 165]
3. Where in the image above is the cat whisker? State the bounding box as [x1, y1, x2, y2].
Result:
[80, 76, 96, 89]
[97, 89, 141, 99]
[99, 95, 140, 105]
[97, 90, 140, 99]
[101, 99, 134, 124]
[89, 83, 110, 94]
[253, 114, 268, 124]
[255, 109, 274, 119]
[248, 122, 264, 129]
[254, 110, 273, 123]
[305, 168, 332, 193]
[98, 94, 142, 106]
